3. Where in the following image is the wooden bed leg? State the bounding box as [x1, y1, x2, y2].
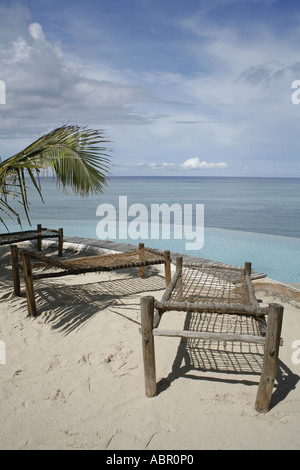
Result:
[244, 261, 252, 276]
[141, 296, 156, 397]
[139, 243, 145, 278]
[164, 250, 171, 286]
[11, 245, 21, 296]
[58, 228, 63, 256]
[22, 252, 37, 317]
[255, 303, 284, 413]
[176, 256, 183, 298]
[176, 256, 183, 272]
[37, 224, 42, 252]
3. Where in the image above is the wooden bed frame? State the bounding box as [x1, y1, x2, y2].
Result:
[140, 257, 284, 413]
[1, 224, 63, 256]
[11, 243, 171, 318]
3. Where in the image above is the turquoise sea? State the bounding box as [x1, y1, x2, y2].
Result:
[2, 176, 300, 283]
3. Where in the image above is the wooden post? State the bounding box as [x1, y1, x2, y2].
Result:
[163, 250, 171, 286]
[255, 303, 284, 413]
[58, 228, 63, 256]
[139, 243, 145, 278]
[22, 252, 37, 317]
[244, 261, 259, 306]
[11, 245, 21, 296]
[176, 256, 183, 299]
[176, 256, 183, 272]
[37, 224, 42, 251]
[244, 261, 251, 276]
[141, 296, 156, 397]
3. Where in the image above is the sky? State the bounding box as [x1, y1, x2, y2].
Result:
[1, 0, 300, 176]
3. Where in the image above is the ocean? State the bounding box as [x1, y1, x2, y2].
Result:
[2, 176, 300, 283]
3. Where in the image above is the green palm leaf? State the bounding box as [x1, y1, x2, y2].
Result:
[0, 125, 112, 228]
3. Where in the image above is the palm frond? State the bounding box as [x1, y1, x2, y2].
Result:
[0, 125, 112, 228]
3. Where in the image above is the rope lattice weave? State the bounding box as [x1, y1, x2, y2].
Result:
[170, 263, 250, 305]
[26, 247, 166, 274]
[59, 249, 165, 272]
[0, 228, 59, 246]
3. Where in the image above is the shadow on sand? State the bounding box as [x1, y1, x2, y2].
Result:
[7, 266, 166, 335]
[156, 310, 299, 411]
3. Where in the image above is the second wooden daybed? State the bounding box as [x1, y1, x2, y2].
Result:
[11, 243, 171, 317]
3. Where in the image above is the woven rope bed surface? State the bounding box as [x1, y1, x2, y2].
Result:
[58, 248, 165, 271]
[154, 261, 267, 341]
[0, 228, 59, 246]
[169, 262, 251, 305]
[25, 247, 166, 274]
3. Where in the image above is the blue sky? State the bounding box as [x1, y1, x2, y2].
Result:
[1, 0, 300, 176]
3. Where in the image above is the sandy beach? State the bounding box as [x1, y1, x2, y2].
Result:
[0, 242, 299, 450]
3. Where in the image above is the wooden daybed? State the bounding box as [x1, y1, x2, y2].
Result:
[1, 224, 63, 256]
[140, 257, 284, 413]
[11, 243, 171, 317]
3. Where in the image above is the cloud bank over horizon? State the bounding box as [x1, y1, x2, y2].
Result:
[0, 1, 300, 176]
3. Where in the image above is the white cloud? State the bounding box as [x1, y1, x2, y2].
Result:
[181, 157, 227, 170]
[0, 16, 153, 149]
[148, 162, 176, 170]
[28, 22, 45, 41]
[122, 158, 227, 172]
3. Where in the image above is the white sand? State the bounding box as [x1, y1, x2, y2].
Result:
[0, 244, 299, 450]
